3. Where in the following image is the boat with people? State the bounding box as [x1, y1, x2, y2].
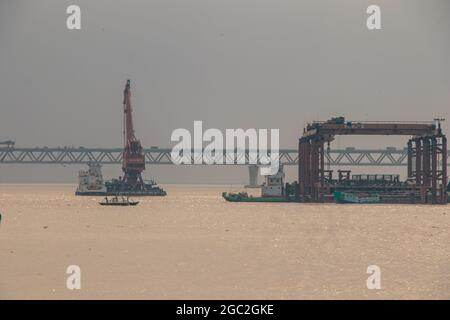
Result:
[99, 196, 139, 206]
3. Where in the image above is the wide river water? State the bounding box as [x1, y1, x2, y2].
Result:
[0, 184, 449, 299]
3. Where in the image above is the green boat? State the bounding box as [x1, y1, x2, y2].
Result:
[333, 191, 381, 204]
[222, 192, 292, 203]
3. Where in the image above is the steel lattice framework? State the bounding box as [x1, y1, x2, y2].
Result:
[1, 146, 450, 166]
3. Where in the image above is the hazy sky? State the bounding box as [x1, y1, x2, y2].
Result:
[0, 0, 449, 183]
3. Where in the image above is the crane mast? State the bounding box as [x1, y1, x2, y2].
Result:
[122, 79, 145, 189]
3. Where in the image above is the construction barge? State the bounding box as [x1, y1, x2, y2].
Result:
[224, 117, 449, 205]
[296, 117, 448, 204]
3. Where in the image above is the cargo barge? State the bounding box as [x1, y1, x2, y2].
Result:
[75, 163, 166, 196]
[333, 191, 380, 204]
[104, 178, 166, 196]
[222, 192, 293, 203]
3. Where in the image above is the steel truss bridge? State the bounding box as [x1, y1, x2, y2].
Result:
[1, 146, 450, 166]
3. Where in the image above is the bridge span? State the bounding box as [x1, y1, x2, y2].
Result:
[2, 146, 449, 186]
[1, 146, 450, 166]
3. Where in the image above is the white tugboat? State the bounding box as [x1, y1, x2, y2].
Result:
[75, 162, 107, 196]
[223, 165, 293, 202]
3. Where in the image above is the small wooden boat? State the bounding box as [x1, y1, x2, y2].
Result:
[99, 196, 139, 206]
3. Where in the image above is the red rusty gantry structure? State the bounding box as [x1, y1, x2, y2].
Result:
[298, 118, 447, 204]
[121, 79, 146, 190]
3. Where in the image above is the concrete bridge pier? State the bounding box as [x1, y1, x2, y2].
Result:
[245, 165, 260, 188]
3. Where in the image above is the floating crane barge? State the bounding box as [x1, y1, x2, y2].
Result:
[104, 80, 166, 196]
[297, 118, 448, 204]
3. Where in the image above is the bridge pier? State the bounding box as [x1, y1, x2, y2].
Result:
[245, 165, 260, 188]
